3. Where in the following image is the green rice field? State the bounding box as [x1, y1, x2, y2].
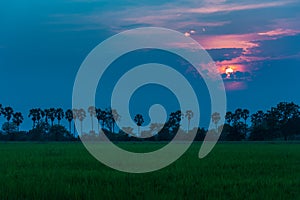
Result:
[0, 142, 299, 199]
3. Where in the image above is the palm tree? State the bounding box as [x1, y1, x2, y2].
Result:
[225, 111, 234, 126]
[2, 106, 14, 134]
[105, 108, 114, 132]
[72, 109, 78, 136]
[112, 109, 120, 133]
[48, 108, 56, 126]
[44, 109, 51, 124]
[134, 114, 144, 136]
[96, 108, 107, 130]
[211, 112, 221, 133]
[88, 106, 96, 132]
[55, 108, 64, 125]
[12, 112, 24, 131]
[0, 104, 3, 119]
[36, 108, 44, 126]
[77, 108, 86, 134]
[28, 109, 38, 128]
[185, 110, 194, 133]
[241, 109, 250, 135]
[65, 109, 73, 133]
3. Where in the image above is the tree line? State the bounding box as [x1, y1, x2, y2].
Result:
[0, 102, 300, 141]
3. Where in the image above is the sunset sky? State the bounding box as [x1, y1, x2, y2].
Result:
[1, 0, 300, 129]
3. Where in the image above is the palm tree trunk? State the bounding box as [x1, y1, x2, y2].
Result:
[91, 118, 94, 131]
[73, 122, 76, 137]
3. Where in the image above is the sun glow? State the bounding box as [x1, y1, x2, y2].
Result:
[225, 67, 234, 77]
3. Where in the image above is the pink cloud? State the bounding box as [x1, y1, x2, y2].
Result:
[186, 1, 294, 14]
[258, 28, 300, 37]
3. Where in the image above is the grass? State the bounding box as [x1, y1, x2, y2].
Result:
[0, 142, 299, 199]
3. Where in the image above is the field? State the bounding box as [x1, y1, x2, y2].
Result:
[0, 142, 299, 199]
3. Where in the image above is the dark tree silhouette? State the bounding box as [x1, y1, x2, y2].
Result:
[134, 114, 144, 136]
[2, 107, 14, 134]
[72, 109, 78, 136]
[225, 111, 233, 125]
[96, 108, 107, 131]
[241, 109, 250, 135]
[105, 108, 114, 132]
[55, 108, 64, 125]
[44, 109, 51, 124]
[12, 112, 24, 131]
[111, 109, 120, 133]
[28, 109, 38, 128]
[65, 109, 73, 133]
[48, 108, 56, 126]
[0, 104, 3, 119]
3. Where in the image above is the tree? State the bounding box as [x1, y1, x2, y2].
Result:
[270, 102, 300, 140]
[65, 109, 73, 133]
[225, 111, 233, 125]
[44, 109, 51, 124]
[185, 110, 194, 133]
[134, 114, 144, 136]
[28, 109, 38, 128]
[211, 112, 221, 133]
[241, 109, 250, 135]
[49, 125, 73, 141]
[96, 108, 107, 131]
[105, 108, 114, 132]
[0, 104, 3, 119]
[55, 108, 64, 125]
[2, 107, 14, 134]
[88, 106, 96, 132]
[77, 108, 86, 134]
[72, 109, 78, 136]
[111, 109, 120, 133]
[12, 112, 24, 131]
[48, 108, 56, 126]
[2, 122, 18, 135]
[168, 110, 183, 134]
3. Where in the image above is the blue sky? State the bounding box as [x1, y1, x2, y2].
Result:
[1, 0, 300, 130]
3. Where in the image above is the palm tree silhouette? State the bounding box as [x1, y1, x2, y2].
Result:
[28, 109, 38, 128]
[88, 106, 96, 132]
[2, 106, 14, 134]
[0, 104, 3, 116]
[44, 109, 51, 124]
[12, 112, 24, 131]
[134, 114, 144, 136]
[112, 109, 120, 133]
[72, 109, 78, 136]
[185, 110, 194, 133]
[241, 109, 250, 135]
[65, 109, 73, 133]
[55, 108, 64, 125]
[211, 112, 221, 133]
[48, 108, 56, 126]
[36, 108, 44, 126]
[77, 108, 86, 134]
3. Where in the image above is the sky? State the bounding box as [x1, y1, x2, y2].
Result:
[1, 0, 300, 130]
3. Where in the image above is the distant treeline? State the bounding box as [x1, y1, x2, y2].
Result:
[0, 102, 300, 141]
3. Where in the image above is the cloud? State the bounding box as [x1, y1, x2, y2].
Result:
[250, 34, 300, 59]
[258, 28, 300, 37]
[207, 48, 244, 62]
[185, 1, 294, 14]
